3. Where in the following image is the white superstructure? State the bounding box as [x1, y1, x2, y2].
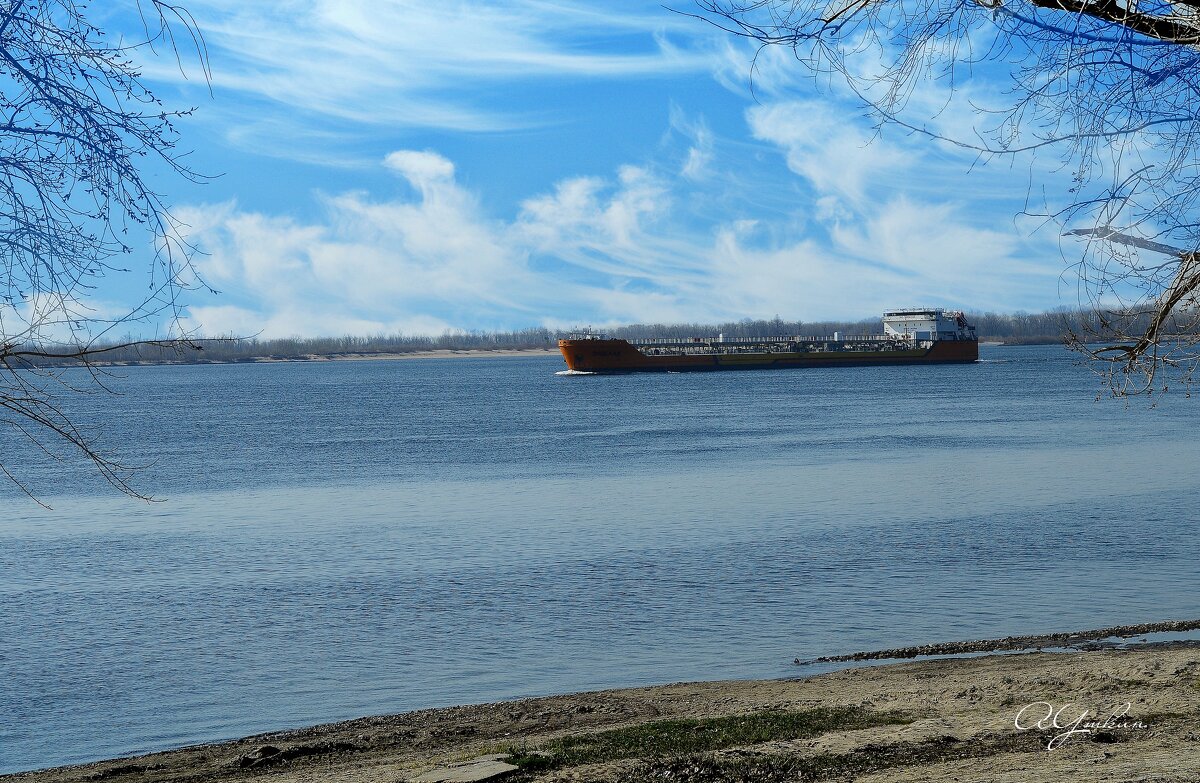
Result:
[882, 308, 976, 341]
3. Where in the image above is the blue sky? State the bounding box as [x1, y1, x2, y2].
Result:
[104, 0, 1072, 337]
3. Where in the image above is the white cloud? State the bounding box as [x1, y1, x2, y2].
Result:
[177, 140, 1065, 337]
[177, 151, 538, 337]
[747, 101, 908, 207]
[384, 150, 456, 187]
[710, 38, 814, 101]
[669, 106, 715, 181]
[516, 165, 699, 278]
[0, 293, 118, 345]
[185, 303, 455, 339]
[182, 156, 709, 335]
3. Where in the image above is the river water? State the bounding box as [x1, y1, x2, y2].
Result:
[1, 345, 1198, 772]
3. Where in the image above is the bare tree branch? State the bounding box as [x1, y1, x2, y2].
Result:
[1028, 0, 1200, 43]
[1065, 226, 1185, 256]
[0, 1, 211, 500]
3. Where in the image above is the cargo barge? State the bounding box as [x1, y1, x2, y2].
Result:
[558, 309, 978, 373]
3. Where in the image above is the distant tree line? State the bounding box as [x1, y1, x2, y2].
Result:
[18, 309, 1190, 365]
[20, 327, 559, 365]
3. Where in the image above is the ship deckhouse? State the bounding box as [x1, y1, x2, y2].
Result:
[882, 308, 976, 341]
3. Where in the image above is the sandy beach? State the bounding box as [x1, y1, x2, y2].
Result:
[8, 645, 1198, 782]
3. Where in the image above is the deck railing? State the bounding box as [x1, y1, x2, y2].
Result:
[628, 334, 901, 346]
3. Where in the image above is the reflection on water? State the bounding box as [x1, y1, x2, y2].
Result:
[1, 345, 1198, 772]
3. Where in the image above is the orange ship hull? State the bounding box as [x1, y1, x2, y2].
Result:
[558, 337, 978, 373]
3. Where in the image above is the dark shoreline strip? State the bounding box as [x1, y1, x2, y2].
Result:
[795, 618, 1200, 665]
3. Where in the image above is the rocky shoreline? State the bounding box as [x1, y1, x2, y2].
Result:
[796, 618, 1200, 664]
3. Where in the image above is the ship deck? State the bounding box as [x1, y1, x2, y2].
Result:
[627, 334, 926, 356]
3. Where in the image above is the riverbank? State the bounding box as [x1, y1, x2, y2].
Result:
[8, 645, 1197, 783]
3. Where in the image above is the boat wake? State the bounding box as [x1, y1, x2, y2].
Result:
[555, 369, 596, 376]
